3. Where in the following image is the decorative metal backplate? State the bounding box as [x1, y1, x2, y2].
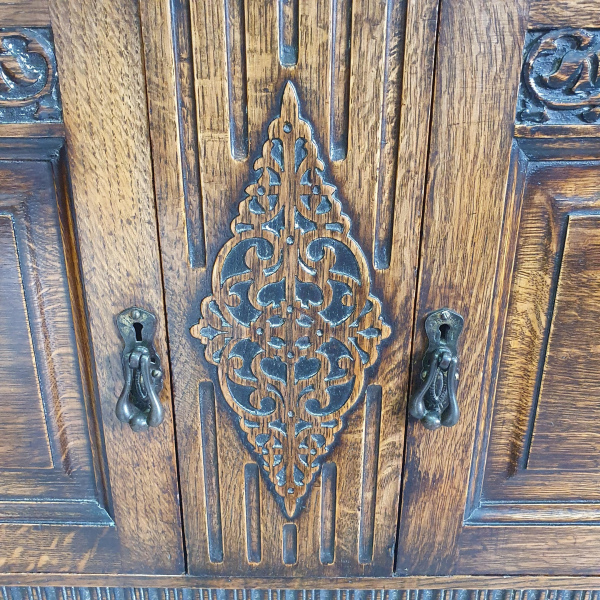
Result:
[191, 82, 390, 518]
[518, 28, 600, 124]
[0, 28, 61, 123]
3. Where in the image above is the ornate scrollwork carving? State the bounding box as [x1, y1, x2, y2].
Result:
[518, 29, 600, 124]
[0, 28, 61, 122]
[191, 82, 390, 518]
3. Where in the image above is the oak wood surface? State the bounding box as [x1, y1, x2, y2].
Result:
[0, 0, 50, 26]
[529, 0, 600, 28]
[42, 0, 184, 574]
[0, 150, 125, 573]
[397, 0, 600, 577]
[140, 0, 439, 577]
[6, 0, 600, 581]
[2, 586, 600, 600]
[396, 0, 531, 576]
[6, 573, 600, 590]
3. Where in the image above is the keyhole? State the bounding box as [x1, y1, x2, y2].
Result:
[439, 323, 450, 342]
[133, 322, 144, 342]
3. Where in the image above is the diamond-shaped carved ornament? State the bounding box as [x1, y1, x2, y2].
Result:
[191, 81, 390, 518]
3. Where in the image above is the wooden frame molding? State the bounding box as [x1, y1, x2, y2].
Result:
[3, 588, 600, 600]
[4, 578, 600, 591]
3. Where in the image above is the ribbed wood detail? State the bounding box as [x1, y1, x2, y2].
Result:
[3, 589, 600, 600]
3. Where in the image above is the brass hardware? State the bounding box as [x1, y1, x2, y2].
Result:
[116, 307, 164, 431]
[409, 308, 464, 430]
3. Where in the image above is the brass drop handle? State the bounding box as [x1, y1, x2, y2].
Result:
[116, 307, 165, 432]
[409, 308, 464, 430]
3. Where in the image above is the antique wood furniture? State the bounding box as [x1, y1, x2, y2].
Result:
[1, 0, 600, 594]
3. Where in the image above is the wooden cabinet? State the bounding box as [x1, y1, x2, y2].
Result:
[2, 0, 600, 590]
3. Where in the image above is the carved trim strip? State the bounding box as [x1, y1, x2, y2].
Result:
[0, 28, 61, 123]
[3, 588, 600, 600]
[518, 28, 600, 124]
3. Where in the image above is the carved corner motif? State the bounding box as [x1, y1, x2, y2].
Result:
[191, 81, 390, 519]
[0, 28, 62, 123]
[518, 28, 600, 125]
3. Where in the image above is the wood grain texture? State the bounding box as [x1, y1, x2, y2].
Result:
[529, 0, 600, 28]
[461, 155, 600, 555]
[189, 83, 390, 519]
[140, 0, 439, 578]
[171, 0, 206, 267]
[399, 0, 600, 577]
[9, 574, 600, 590]
[0, 215, 53, 469]
[396, 0, 531, 575]
[47, 0, 184, 573]
[0, 0, 50, 26]
[0, 153, 122, 571]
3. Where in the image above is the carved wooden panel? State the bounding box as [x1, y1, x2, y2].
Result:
[0, 139, 123, 571]
[0, 28, 61, 123]
[398, 4, 600, 572]
[0, 587, 596, 600]
[141, 0, 441, 578]
[518, 29, 600, 125]
[191, 83, 390, 519]
[467, 144, 600, 523]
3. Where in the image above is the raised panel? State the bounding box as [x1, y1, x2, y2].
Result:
[528, 216, 600, 471]
[0, 158, 109, 524]
[396, 2, 600, 573]
[0, 215, 53, 469]
[474, 157, 600, 515]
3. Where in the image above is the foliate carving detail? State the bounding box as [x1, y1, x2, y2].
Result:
[191, 82, 390, 518]
[518, 28, 600, 124]
[0, 28, 61, 123]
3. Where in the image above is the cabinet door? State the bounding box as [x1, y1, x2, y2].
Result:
[397, 0, 600, 575]
[0, 0, 183, 573]
[141, 0, 439, 577]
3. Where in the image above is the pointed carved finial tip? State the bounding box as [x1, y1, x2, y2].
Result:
[282, 80, 299, 105]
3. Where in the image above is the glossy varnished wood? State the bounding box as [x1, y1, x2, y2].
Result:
[396, 0, 531, 576]
[399, 0, 600, 577]
[43, 0, 184, 573]
[0, 0, 50, 26]
[5, 573, 600, 590]
[0, 146, 120, 572]
[140, 0, 440, 578]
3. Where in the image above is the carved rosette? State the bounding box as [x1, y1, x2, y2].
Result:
[191, 82, 390, 518]
[519, 28, 600, 124]
[0, 28, 61, 122]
